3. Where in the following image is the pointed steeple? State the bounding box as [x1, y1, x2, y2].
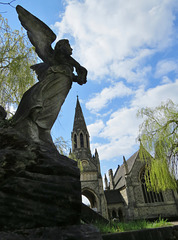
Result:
[72, 96, 88, 134]
[71, 97, 91, 158]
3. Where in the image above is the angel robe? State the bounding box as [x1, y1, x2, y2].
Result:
[13, 64, 73, 141]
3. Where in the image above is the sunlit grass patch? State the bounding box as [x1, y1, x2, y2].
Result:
[94, 218, 172, 234]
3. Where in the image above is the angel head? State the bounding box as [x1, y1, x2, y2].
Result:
[54, 39, 73, 56]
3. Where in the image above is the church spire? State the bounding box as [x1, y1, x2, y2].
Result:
[72, 96, 88, 134]
[71, 97, 91, 157]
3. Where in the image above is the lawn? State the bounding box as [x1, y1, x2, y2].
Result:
[94, 218, 172, 234]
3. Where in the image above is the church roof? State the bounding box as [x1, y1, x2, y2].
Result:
[104, 189, 125, 204]
[72, 96, 88, 134]
[113, 150, 139, 189]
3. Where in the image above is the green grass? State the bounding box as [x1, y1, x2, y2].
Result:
[93, 217, 172, 234]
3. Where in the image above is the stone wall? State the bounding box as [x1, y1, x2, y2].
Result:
[81, 203, 109, 224]
[136, 204, 178, 220]
[81, 172, 98, 181]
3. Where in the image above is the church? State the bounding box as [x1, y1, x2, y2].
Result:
[70, 97, 178, 221]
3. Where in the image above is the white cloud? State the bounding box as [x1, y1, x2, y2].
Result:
[161, 76, 172, 84]
[88, 80, 178, 161]
[91, 136, 138, 161]
[131, 79, 178, 108]
[100, 107, 141, 141]
[87, 120, 104, 139]
[87, 106, 141, 160]
[110, 49, 154, 83]
[154, 60, 178, 78]
[86, 82, 133, 112]
[55, 0, 177, 80]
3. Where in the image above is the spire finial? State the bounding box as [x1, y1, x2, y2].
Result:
[123, 156, 129, 174]
[123, 155, 126, 163]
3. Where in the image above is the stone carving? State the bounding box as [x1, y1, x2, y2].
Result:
[0, 129, 81, 230]
[0, 6, 103, 239]
[12, 5, 87, 147]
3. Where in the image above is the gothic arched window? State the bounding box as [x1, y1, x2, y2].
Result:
[86, 134, 89, 148]
[140, 170, 164, 204]
[112, 210, 117, 219]
[74, 134, 77, 149]
[80, 133, 84, 148]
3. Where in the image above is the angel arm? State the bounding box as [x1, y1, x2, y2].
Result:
[73, 66, 87, 85]
[69, 56, 87, 85]
[16, 5, 56, 64]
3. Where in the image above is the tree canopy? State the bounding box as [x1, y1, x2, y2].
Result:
[0, 14, 37, 115]
[55, 136, 70, 156]
[138, 99, 178, 192]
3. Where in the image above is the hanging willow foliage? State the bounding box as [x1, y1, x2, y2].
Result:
[138, 100, 178, 192]
[0, 14, 37, 115]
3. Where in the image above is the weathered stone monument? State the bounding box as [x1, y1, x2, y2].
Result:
[0, 5, 102, 240]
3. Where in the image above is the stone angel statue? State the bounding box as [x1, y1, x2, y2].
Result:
[13, 5, 87, 147]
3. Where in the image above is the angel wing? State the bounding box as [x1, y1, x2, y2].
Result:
[16, 5, 56, 64]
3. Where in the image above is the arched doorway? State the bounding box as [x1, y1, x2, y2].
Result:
[82, 189, 98, 212]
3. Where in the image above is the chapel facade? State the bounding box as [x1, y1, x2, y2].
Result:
[71, 97, 178, 221]
[104, 150, 178, 221]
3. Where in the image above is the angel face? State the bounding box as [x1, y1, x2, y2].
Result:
[64, 42, 73, 56]
[55, 39, 73, 56]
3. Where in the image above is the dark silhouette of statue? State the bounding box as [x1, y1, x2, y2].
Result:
[13, 5, 87, 146]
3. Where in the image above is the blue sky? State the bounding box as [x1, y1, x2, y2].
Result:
[2, 0, 178, 178]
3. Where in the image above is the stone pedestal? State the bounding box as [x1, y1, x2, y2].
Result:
[0, 127, 103, 239]
[0, 127, 81, 230]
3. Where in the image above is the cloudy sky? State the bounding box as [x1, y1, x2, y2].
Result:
[2, 0, 178, 177]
